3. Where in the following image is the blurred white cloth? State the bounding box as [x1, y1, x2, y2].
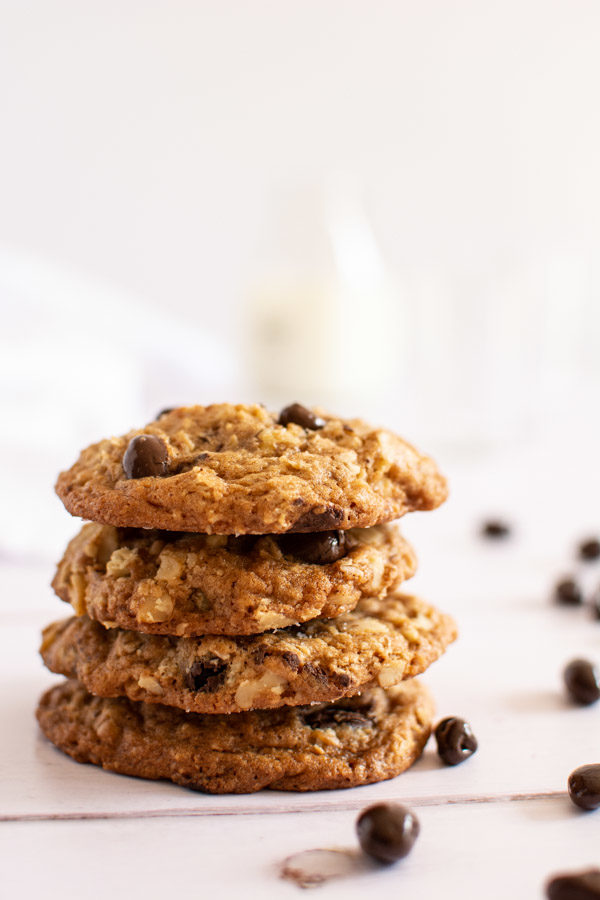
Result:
[0, 246, 239, 563]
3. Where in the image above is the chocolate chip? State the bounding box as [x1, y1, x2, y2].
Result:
[568, 765, 600, 811]
[554, 578, 583, 606]
[291, 507, 345, 532]
[564, 659, 600, 706]
[281, 651, 301, 672]
[278, 403, 325, 430]
[546, 869, 600, 899]
[434, 716, 478, 766]
[480, 519, 511, 539]
[252, 647, 268, 666]
[296, 659, 352, 690]
[301, 662, 330, 686]
[277, 530, 356, 564]
[330, 671, 352, 689]
[579, 538, 600, 562]
[122, 435, 169, 479]
[302, 707, 373, 730]
[155, 407, 175, 419]
[185, 658, 228, 692]
[356, 803, 420, 864]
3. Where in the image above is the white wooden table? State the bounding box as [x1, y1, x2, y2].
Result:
[2, 439, 599, 898]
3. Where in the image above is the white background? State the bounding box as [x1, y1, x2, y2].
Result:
[1, 1, 600, 444]
[1, 0, 600, 332]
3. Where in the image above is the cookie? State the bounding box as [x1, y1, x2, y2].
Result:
[53, 522, 417, 636]
[40, 594, 456, 714]
[55, 404, 448, 533]
[36, 678, 434, 793]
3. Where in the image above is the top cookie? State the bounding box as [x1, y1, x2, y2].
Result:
[55, 404, 448, 534]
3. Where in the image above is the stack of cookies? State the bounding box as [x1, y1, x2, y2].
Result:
[38, 403, 456, 793]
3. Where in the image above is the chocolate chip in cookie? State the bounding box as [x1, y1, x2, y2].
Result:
[301, 662, 352, 690]
[278, 403, 325, 430]
[123, 435, 169, 479]
[302, 707, 374, 730]
[185, 658, 228, 692]
[281, 651, 302, 671]
[278, 530, 357, 564]
[291, 506, 345, 532]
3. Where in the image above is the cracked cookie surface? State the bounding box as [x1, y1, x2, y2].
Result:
[40, 594, 456, 714]
[36, 678, 434, 793]
[53, 522, 417, 636]
[55, 404, 448, 534]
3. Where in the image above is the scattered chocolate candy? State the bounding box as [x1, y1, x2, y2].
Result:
[155, 407, 175, 419]
[356, 803, 419, 864]
[481, 520, 511, 539]
[434, 716, 478, 766]
[546, 868, 600, 899]
[563, 659, 600, 706]
[278, 403, 325, 430]
[568, 764, 600, 811]
[278, 530, 356, 565]
[579, 538, 600, 562]
[590, 586, 600, 621]
[122, 435, 169, 479]
[554, 578, 583, 606]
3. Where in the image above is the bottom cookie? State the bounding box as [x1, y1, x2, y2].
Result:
[36, 678, 433, 793]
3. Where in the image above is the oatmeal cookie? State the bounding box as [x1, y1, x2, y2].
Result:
[36, 678, 433, 793]
[55, 404, 448, 533]
[40, 594, 456, 714]
[53, 522, 416, 636]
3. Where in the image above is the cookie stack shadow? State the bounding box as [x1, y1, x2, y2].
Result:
[37, 403, 456, 794]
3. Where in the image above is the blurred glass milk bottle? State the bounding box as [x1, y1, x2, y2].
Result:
[245, 177, 404, 418]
